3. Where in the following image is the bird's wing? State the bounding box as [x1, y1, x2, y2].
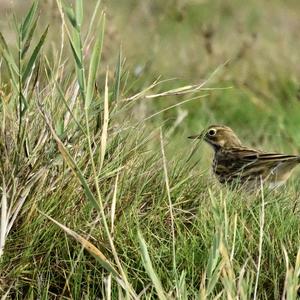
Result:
[220, 148, 300, 181]
[257, 153, 300, 161]
[229, 148, 300, 163]
[215, 148, 259, 179]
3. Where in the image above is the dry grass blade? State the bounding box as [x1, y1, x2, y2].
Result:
[63, 82, 80, 128]
[38, 210, 128, 288]
[230, 214, 238, 261]
[145, 61, 229, 99]
[219, 241, 236, 299]
[6, 168, 48, 234]
[237, 259, 251, 299]
[143, 94, 208, 122]
[282, 246, 300, 299]
[99, 70, 109, 171]
[146, 83, 207, 98]
[105, 274, 112, 300]
[122, 78, 162, 102]
[110, 172, 119, 235]
[0, 285, 12, 300]
[1, 168, 47, 259]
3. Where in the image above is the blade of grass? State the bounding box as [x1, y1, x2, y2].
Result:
[85, 13, 105, 109]
[54, 80, 85, 134]
[62, 1, 86, 101]
[75, 0, 83, 28]
[99, 70, 109, 171]
[142, 94, 208, 122]
[112, 47, 122, 102]
[85, 0, 102, 42]
[36, 100, 101, 211]
[22, 26, 49, 84]
[21, 16, 38, 59]
[21, 1, 38, 41]
[83, 69, 137, 298]
[253, 180, 265, 300]
[145, 61, 229, 99]
[0, 177, 7, 259]
[282, 246, 300, 299]
[6, 167, 48, 235]
[110, 172, 119, 235]
[63, 4, 78, 29]
[137, 230, 167, 300]
[0, 33, 18, 90]
[38, 210, 125, 282]
[160, 129, 177, 280]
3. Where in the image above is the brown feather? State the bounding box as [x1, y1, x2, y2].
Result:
[191, 125, 300, 191]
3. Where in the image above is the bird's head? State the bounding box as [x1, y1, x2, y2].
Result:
[188, 125, 242, 149]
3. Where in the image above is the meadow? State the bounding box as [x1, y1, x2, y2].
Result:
[0, 0, 299, 299]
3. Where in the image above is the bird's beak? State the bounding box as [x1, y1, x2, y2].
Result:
[188, 132, 204, 139]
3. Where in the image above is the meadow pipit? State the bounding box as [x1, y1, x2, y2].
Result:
[189, 125, 300, 191]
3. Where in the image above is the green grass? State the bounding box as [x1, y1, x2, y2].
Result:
[0, 0, 300, 299]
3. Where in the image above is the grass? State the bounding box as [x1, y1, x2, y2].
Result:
[0, 0, 300, 299]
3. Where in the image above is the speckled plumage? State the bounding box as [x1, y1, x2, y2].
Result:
[189, 125, 300, 191]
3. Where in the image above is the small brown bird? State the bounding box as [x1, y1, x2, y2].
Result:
[189, 125, 300, 191]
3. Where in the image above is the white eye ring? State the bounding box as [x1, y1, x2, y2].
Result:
[208, 129, 216, 136]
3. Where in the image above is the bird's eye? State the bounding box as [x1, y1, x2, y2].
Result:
[208, 129, 216, 136]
